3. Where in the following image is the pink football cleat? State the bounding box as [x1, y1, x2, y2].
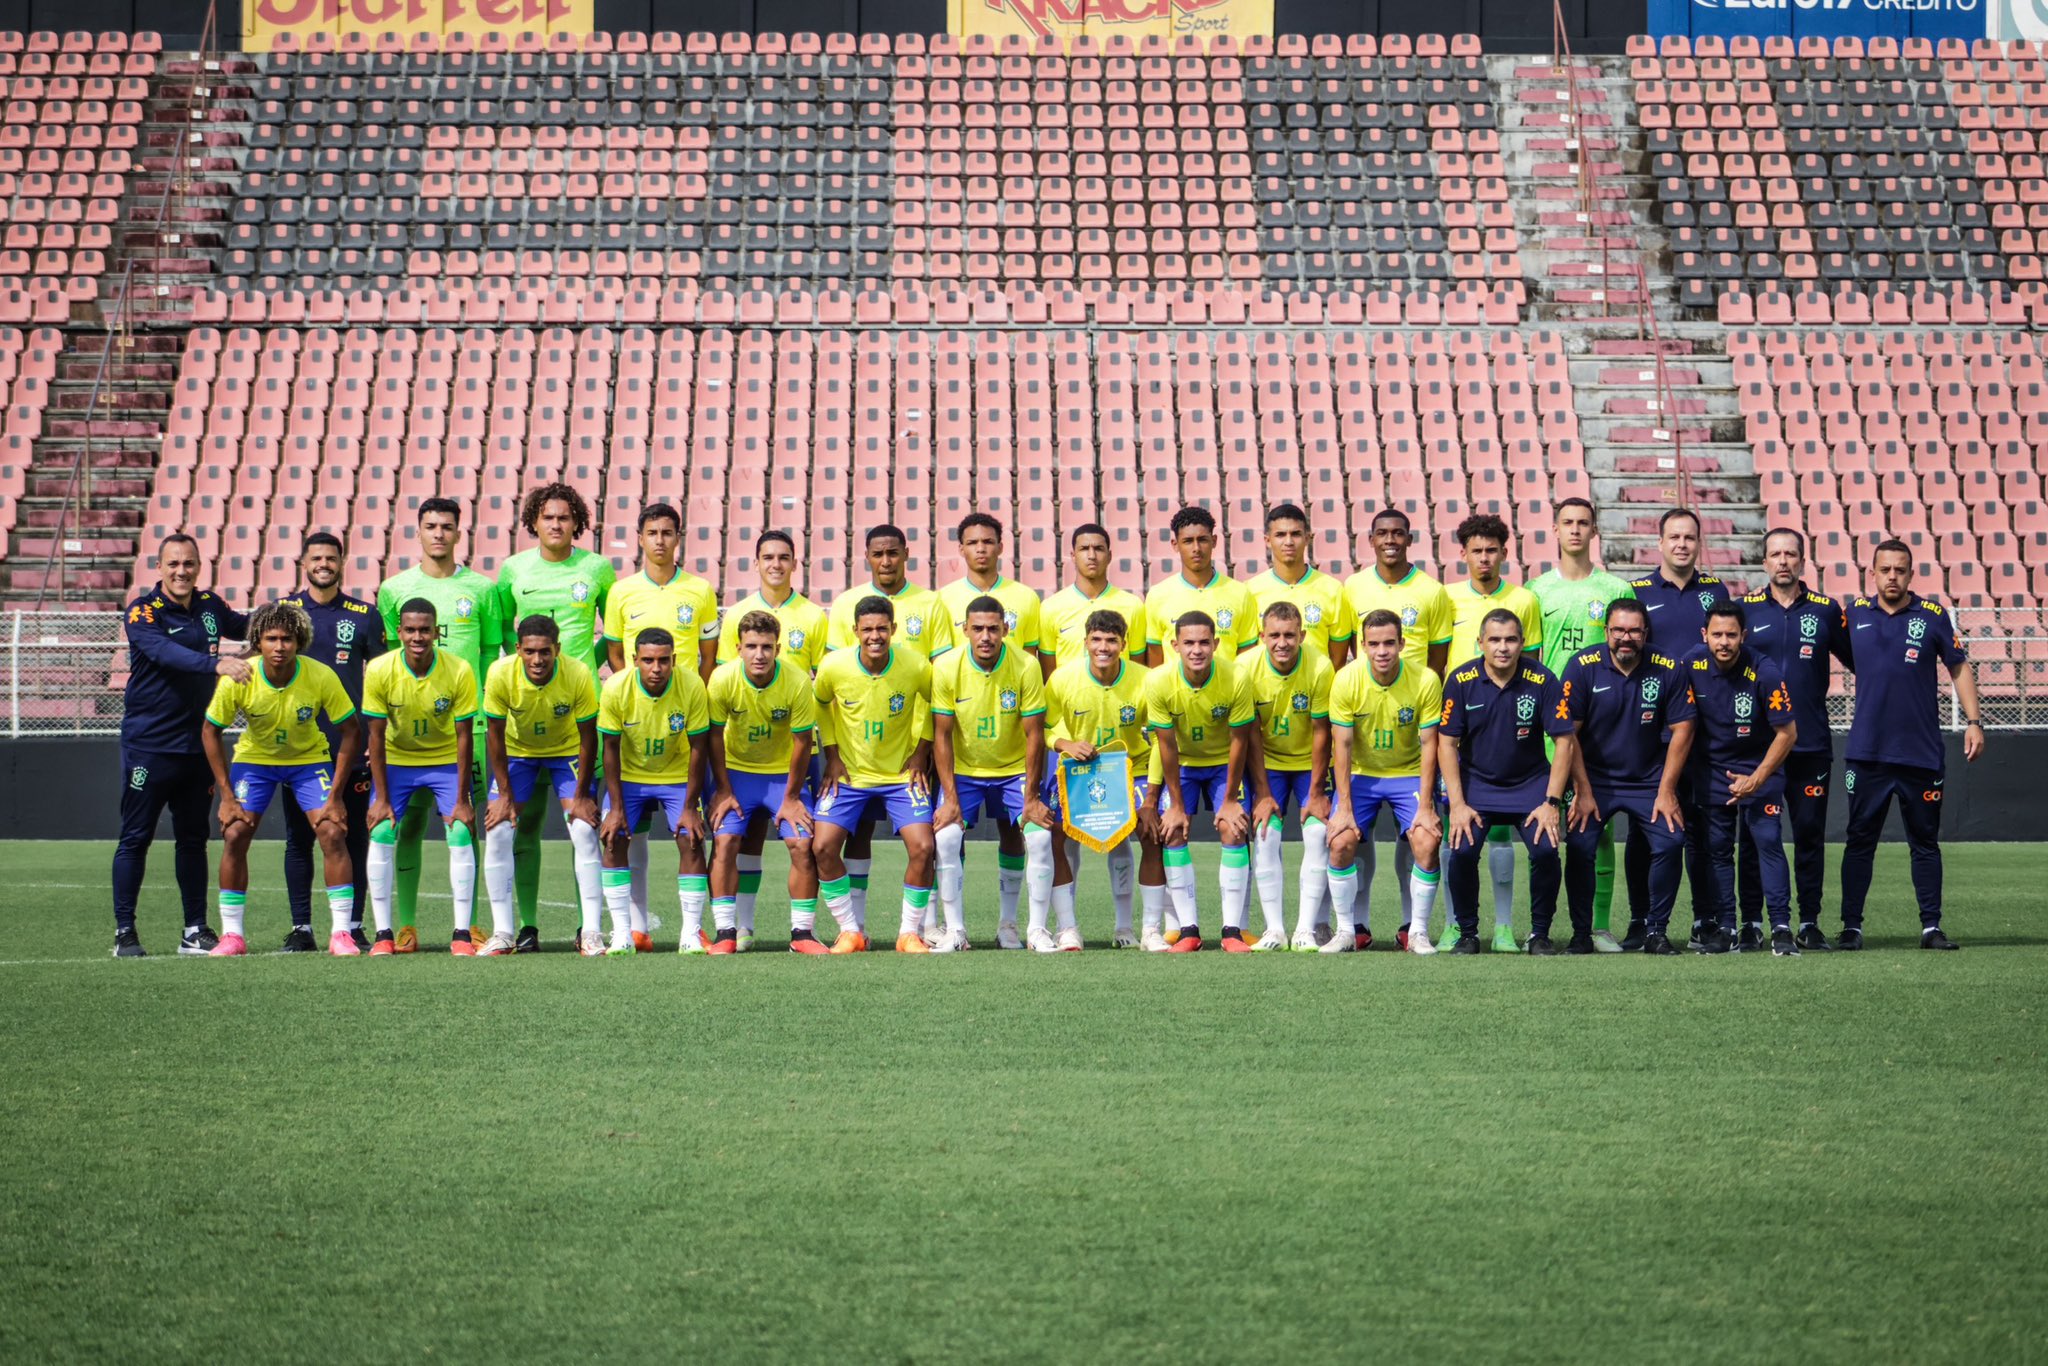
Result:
[328, 932, 361, 957]
[208, 934, 248, 957]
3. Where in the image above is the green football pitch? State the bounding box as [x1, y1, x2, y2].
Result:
[4, 838, 2044, 1364]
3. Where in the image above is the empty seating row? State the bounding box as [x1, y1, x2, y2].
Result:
[0, 325, 68, 561]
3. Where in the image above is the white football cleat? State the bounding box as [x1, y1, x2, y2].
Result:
[1141, 926, 1171, 953]
[576, 930, 606, 958]
[735, 931, 756, 953]
[1251, 930, 1288, 952]
[1056, 927, 1084, 952]
[996, 922, 1025, 950]
[1027, 926, 1060, 953]
[929, 927, 971, 953]
[1318, 933, 1355, 954]
[475, 931, 517, 957]
[1407, 924, 1438, 955]
[677, 933, 708, 955]
[1111, 929, 1140, 948]
[1290, 930, 1320, 952]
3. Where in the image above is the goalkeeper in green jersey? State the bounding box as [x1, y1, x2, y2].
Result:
[492, 483, 615, 951]
[1527, 497, 1637, 952]
[374, 498, 503, 949]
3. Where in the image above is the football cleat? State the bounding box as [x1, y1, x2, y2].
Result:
[1220, 933, 1254, 953]
[112, 928, 146, 959]
[1736, 923, 1766, 953]
[280, 926, 317, 953]
[349, 927, 372, 953]
[1618, 921, 1648, 952]
[1141, 927, 1172, 953]
[996, 923, 1025, 950]
[1642, 932, 1680, 956]
[1056, 927, 1084, 952]
[577, 930, 606, 958]
[1028, 927, 1061, 954]
[632, 931, 655, 954]
[1490, 924, 1522, 953]
[736, 932, 756, 953]
[393, 925, 419, 954]
[1921, 927, 1959, 951]
[1450, 934, 1482, 955]
[450, 936, 477, 956]
[328, 931, 362, 957]
[1408, 926, 1438, 956]
[1435, 919, 1460, 953]
[471, 925, 491, 947]
[513, 926, 541, 954]
[1836, 926, 1864, 951]
[1112, 929, 1140, 949]
[1352, 929, 1374, 952]
[179, 924, 220, 956]
[1590, 929, 1624, 954]
[209, 933, 248, 957]
[1694, 924, 1734, 955]
[369, 931, 397, 956]
[706, 936, 737, 956]
[1526, 935, 1558, 957]
[1251, 931, 1288, 952]
[606, 934, 637, 957]
[828, 929, 868, 955]
[1771, 928, 1800, 957]
[1162, 924, 1181, 946]
[789, 935, 830, 955]
[1317, 933, 1353, 955]
[678, 933, 708, 955]
[1565, 934, 1597, 955]
[1795, 924, 1833, 952]
[1290, 930, 1321, 953]
[1169, 933, 1204, 953]
[475, 932, 516, 957]
[895, 933, 931, 954]
[1395, 925, 1410, 952]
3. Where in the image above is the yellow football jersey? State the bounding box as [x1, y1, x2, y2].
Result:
[1343, 565, 1455, 671]
[813, 646, 933, 789]
[931, 643, 1048, 779]
[1447, 578, 1544, 670]
[483, 655, 599, 761]
[1250, 650, 1335, 771]
[715, 589, 829, 674]
[362, 649, 478, 766]
[939, 576, 1044, 657]
[1328, 659, 1443, 778]
[707, 658, 819, 775]
[1246, 566, 1356, 660]
[205, 658, 356, 768]
[603, 566, 722, 661]
[1040, 582, 1147, 669]
[598, 667, 711, 785]
[1145, 570, 1261, 655]
[1046, 658, 1150, 758]
[826, 580, 957, 661]
[1142, 653, 1256, 767]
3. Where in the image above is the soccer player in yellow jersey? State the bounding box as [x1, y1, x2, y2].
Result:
[1244, 602, 1336, 952]
[1143, 612, 1259, 952]
[1044, 609, 1154, 947]
[1144, 506, 1260, 665]
[1445, 513, 1547, 953]
[812, 595, 937, 954]
[931, 596, 1056, 952]
[361, 599, 479, 955]
[605, 503, 721, 678]
[1322, 610, 1446, 955]
[715, 529, 829, 948]
[481, 616, 601, 956]
[705, 610, 822, 953]
[597, 628, 713, 957]
[1245, 503, 1355, 667]
[200, 601, 360, 957]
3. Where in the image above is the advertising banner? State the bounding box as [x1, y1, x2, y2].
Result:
[1648, 0, 1984, 43]
[951, 0, 1273, 47]
[247, 0, 594, 50]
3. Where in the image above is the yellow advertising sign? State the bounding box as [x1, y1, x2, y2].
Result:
[951, 0, 1272, 46]
[246, 0, 593, 50]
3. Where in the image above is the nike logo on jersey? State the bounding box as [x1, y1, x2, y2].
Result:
[1466, 703, 1487, 711]
[167, 626, 184, 634]
[1592, 686, 1611, 693]
[1856, 623, 1873, 630]
[1645, 604, 1664, 611]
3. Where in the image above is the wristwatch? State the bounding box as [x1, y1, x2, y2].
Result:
[1547, 796, 1567, 811]
[1964, 718, 1983, 728]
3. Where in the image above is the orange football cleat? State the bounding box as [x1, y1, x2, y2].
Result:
[789, 937, 830, 955]
[1168, 934, 1203, 953]
[369, 938, 396, 956]
[393, 926, 418, 953]
[706, 936, 737, 955]
[828, 930, 868, 955]
[1221, 935, 1254, 953]
[895, 933, 932, 954]
[632, 931, 654, 953]
[449, 937, 477, 956]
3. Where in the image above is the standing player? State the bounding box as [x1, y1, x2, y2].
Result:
[1738, 529, 1854, 950]
[1443, 513, 1546, 953]
[1836, 540, 1985, 950]
[361, 599, 480, 956]
[1528, 498, 1635, 951]
[1144, 506, 1260, 666]
[597, 628, 713, 956]
[1246, 602, 1335, 951]
[1340, 506, 1454, 945]
[1683, 604, 1799, 954]
[480, 616, 602, 957]
[1144, 612, 1259, 952]
[1044, 609, 1154, 946]
[1246, 503, 1355, 667]
[939, 514, 1047, 946]
[716, 530, 830, 948]
[931, 596, 1058, 951]
[199, 602, 360, 956]
[493, 482, 614, 952]
[812, 596, 938, 953]
[1560, 599, 1694, 955]
[1321, 609, 1444, 954]
[1437, 610, 1575, 954]
[111, 533, 250, 957]
[278, 532, 384, 951]
[375, 498, 501, 950]
[705, 610, 822, 952]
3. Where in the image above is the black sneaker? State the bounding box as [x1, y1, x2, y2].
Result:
[1795, 924, 1832, 952]
[1565, 934, 1596, 955]
[1837, 926, 1864, 951]
[178, 924, 219, 956]
[1687, 920, 1703, 951]
[112, 927, 146, 958]
[1450, 934, 1482, 955]
[1921, 927, 1959, 951]
[1771, 928, 1800, 957]
[1526, 935, 1559, 956]
[1619, 920, 1648, 952]
[280, 926, 317, 953]
[1736, 923, 1766, 953]
[350, 926, 371, 952]
[1643, 932, 1680, 956]
[514, 925, 541, 954]
[1694, 924, 1734, 954]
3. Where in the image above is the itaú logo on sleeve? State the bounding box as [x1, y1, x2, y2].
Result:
[985, 0, 1230, 39]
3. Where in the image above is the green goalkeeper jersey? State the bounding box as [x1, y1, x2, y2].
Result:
[494, 546, 615, 673]
[376, 564, 503, 713]
[1528, 568, 1637, 675]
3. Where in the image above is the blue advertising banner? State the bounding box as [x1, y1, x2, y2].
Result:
[1648, 0, 1985, 43]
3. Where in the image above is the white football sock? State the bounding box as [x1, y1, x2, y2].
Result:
[844, 855, 871, 930]
[368, 834, 396, 933]
[1298, 817, 1330, 933]
[678, 872, 709, 943]
[567, 818, 603, 936]
[998, 856, 1024, 930]
[734, 850, 762, 934]
[628, 833, 651, 935]
[1327, 860, 1360, 937]
[447, 827, 476, 933]
[326, 885, 354, 937]
[219, 889, 246, 938]
[602, 867, 632, 938]
[483, 820, 518, 935]
[935, 822, 968, 933]
[1053, 880, 1078, 931]
[1410, 864, 1442, 934]
[1023, 826, 1054, 935]
[1105, 840, 1136, 934]
[1489, 833, 1515, 928]
[1252, 819, 1287, 934]
[823, 874, 859, 932]
[1141, 881, 1167, 933]
[1219, 843, 1251, 932]
[1163, 849, 1198, 933]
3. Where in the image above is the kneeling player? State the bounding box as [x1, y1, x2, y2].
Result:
[1321, 610, 1444, 953]
[363, 599, 480, 955]
[1044, 609, 1154, 947]
[706, 610, 822, 953]
[481, 616, 603, 956]
[1247, 601, 1335, 951]
[201, 601, 362, 956]
[812, 596, 938, 953]
[598, 629, 712, 955]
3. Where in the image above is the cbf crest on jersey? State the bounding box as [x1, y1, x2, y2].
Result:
[1119, 703, 1138, 725]
[433, 696, 453, 715]
[906, 614, 926, 639]
[1401, 605, 1419, 627]
[1216, 608, 1236, 630]
[1209, 703, 1229, 721]
[1515, 694, 1536, 723]
[1396, 706, 1416, 725]
[454, 596, 475, 621]
[1735, 691, 1755, 720]
[552, 702, 572, 718]
[202, 611, 219, 636]
[888, 692, 907, 715]
[1588, 599, 1608, 620]
[571, 581, 592, 603]
[1907, 616, 1927, 641]
[336, 619, 357, 644]
[789, 628, 807, 651]
[1800, 614, 1819, 640]
[769, 706, 790, 723]
[1003, 610, 1019, 631]
[999, 689, 1019, 712]
[296, 705, 314, 722]
[1697, 591, 1716, 610]
[668, 711, 687, 733]
[1290, 690, 1310, 712]
[1303, 602, 1324, 625]
[1641, 678, 1662, 704]
[675, 603, 696, 626]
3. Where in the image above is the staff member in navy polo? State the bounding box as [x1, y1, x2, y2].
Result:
[1684, 603, 1799, 955]
[277, 532, 387, 952]
[1837, 540, 1984, 951]
[1561, 599, 1696, 955]
[1737, 529, 1855, 951]
[1438, 608, 1577, 954]
[111, 533, 250, 958]
[1625, 507, 1731, 946]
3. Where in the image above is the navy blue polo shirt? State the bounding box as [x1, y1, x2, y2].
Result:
[1741, 585, 1853, 756]
[1629, 569, 1731, 656]
[1440, 657, 1574, 811]
[278, 589, 385, 767]
[1843, 593, 1967, 772]
[121, 583, 249, 755]
[1561, 645, 1697, 798]
[1682, 645, 1795, 802]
